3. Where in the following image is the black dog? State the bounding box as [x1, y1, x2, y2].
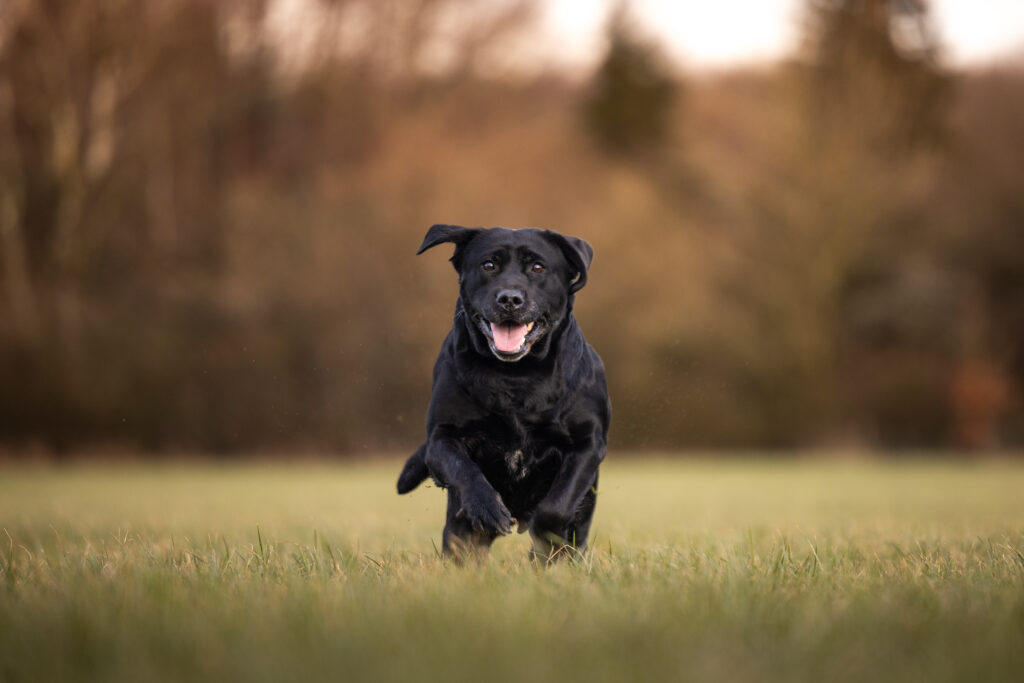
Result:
[396, 224, 610, 560]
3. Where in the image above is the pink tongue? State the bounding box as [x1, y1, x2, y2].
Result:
[490, 322, 529, 353]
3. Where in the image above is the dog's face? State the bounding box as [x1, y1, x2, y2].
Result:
[418, 225, 593, 362]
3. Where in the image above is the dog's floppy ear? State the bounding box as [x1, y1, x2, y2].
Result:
[544, 230, 594, 294]
[417, 224, 481, 270]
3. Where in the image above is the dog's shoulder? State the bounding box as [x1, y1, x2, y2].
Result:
[557, 319, 611, 440]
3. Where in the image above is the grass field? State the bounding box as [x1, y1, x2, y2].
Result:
[2, 456, 1023, 683]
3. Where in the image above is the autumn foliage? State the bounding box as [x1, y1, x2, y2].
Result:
[0, 0, 1021, 454]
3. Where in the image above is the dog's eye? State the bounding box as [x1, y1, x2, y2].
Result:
[530, 262, 546, 274]
[482, 260, 496, 272]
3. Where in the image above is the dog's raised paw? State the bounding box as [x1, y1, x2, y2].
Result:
[458, 489, 514, 535]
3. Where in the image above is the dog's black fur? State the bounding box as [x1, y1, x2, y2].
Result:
[397, 224, 610, 559]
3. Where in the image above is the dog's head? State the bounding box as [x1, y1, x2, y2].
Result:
[418, 224, 593, 362]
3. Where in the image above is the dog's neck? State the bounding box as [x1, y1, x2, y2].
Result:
[450, 312, 583, 418]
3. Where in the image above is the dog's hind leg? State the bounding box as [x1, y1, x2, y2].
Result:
[566, 478, 598, 550]
[397, 442, 430, 494]
[441, 488, 497, 563]
[530, 476, 598, 562]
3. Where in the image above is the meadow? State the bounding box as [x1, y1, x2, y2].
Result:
[2, 456, 1023, 682]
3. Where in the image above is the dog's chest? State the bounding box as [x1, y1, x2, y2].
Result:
[501, 416, 554, 480]
[505, 448, 529, 480]
[510, 424, 569, 479]
[465, 416, 566, 485]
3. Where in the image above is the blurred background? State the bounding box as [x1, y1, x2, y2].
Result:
[0, 0, 1022, 457]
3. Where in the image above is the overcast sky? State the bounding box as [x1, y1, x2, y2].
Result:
[539, 0, 1024, 70]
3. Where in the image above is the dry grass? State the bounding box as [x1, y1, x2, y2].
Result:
[2, 456, 1023, 682]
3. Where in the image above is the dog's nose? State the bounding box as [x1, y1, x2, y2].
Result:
[496, 289, 525, 310]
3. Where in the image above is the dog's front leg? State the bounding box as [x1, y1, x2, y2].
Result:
[425, 435, 515, 555]
[530, 436, 604, 559]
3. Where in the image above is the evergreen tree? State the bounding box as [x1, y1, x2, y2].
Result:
[583, 3, 676, 155]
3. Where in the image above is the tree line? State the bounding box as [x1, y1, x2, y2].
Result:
[1, 0, 1021, 455]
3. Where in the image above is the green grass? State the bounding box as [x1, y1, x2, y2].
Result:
[2, 456, 1023, 683]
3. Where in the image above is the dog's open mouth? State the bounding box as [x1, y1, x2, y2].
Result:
[476, 317, 546, 361]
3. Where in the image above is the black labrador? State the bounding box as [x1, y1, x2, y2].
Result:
[396, 224, 611, 560]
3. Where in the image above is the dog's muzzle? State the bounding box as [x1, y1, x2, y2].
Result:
[475, 315, 547, 362]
